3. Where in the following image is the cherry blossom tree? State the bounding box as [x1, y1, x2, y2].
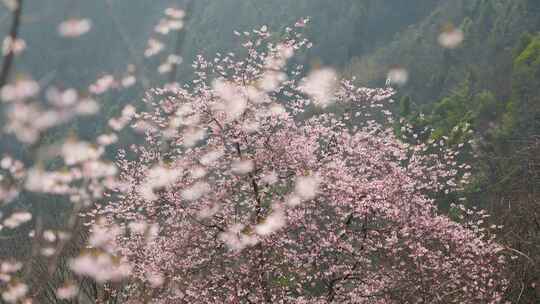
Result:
[0, 1, 510, 301]
[85, 23, 509, 303]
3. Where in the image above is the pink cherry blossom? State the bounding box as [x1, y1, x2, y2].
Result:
[91, 23, 508, 303]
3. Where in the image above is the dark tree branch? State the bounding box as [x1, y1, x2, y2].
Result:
[0, 0, 23, 88]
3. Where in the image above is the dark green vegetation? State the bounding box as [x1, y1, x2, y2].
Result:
[1, 0, 539, 302]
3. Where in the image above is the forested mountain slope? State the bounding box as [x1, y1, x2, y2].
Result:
[346, 0, 540, 103]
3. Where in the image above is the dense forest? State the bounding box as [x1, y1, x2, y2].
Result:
[0, 0, 539, 302]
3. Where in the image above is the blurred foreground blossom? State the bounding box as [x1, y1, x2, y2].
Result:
[181, 181, 210, 201]
[231, 159, 254, 175]
[46, 87, 78, 107]
[219, 224, 258, 251]
[212, 79, 247, 120]
[147, 272, 165, 288]
[89, 74, 116, 95]
[69, 253, 131, 283]
[165, 8, 185, 19]
[61, 141, 103, 165]
[108, 104, 136, 131]
[0, 261, 22, 273]
[24, 168, 75, 194]
[144, 39, 165, 57]
[154, 7, 185, 36]
[255, 208, 286, 236]
[386, 67, 409, 86]
[155, 19, 183, 35]
[2, 36, 25, 56]
[58, 18, 92, 38]
[158, 54, 183, 74]
[1, 0, 17, 11]
[299, 68, 338, 108]
[0, 78, 39, 102]
[294, 175, 320, 201]
[56, 283, 78, 300]
[438, 26, 464, 49]
[2, 211, 31, 229]
[139, 165, 183, 201]
[2, 282, 27, 303]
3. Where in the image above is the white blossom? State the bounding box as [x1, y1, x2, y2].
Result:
[69, 253, 131, 283]
[231, 159, 254, 175]
[200, 149, 224, 166]
[144, 39, 165, 57]
[56, 284, 78, 299]
[299, 68, 337, 108]
[255, 209, 286, 236]
[2, 283, 28, 303]
[3, 212, 32, 229]
[58, 18, 92, 37]
[2, 36, 25, 55]
[386, 67, 409, 86]
[439, 27, 464, 49]
[0, 79, 39, 102]
[181, 182, 210, 201]
[294, 175, 320, 201]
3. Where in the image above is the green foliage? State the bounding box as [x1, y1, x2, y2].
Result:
[347, 0, 540, 102]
